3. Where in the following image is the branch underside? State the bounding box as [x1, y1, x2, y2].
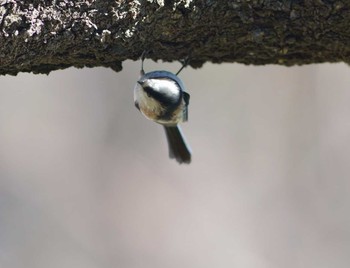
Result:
[0, 0, 349, 75]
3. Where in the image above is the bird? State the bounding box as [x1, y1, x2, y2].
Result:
[134, 52, 192, 164]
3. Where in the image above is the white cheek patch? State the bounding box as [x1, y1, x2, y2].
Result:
[147, 79, 180, 100]
[134, 83, 164, 121]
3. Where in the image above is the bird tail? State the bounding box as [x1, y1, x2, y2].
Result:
[164, 126, 192, 164]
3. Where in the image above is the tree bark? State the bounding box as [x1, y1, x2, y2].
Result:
[0, 0, 349, 75]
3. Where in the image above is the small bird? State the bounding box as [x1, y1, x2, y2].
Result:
[134, 53, 192, 164]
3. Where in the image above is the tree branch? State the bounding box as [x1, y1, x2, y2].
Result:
[0, 0, 349, 75]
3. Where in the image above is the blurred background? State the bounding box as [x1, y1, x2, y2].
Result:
[0, 61, 350, 268]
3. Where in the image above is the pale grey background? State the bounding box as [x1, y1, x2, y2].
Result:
[0, 61, 350, 268]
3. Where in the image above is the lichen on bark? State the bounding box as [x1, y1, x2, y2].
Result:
[0, 0, 349, 75]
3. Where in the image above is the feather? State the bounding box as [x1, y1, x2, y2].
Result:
[164, 126, 192, 164]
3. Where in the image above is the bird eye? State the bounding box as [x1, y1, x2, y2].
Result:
[143, 86, 152, 98]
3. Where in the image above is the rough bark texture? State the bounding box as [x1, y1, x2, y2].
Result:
[0, 0, 349, 75]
